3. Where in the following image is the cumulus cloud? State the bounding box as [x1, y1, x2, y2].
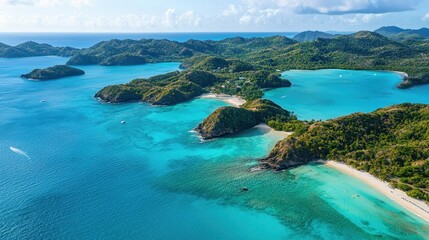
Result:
[423, 13, 429, 21]
[0, 8, 204, 31]
[0, 0, 33, 5]
[0, 0, 92, 7]
[223, 4, 239, 16]
[163, 8, 176, 27]
[239, 15, 252, 25]
[69, 0, 92, 7]
[242, 0, 422, 15]
[177, 10, 202, 27]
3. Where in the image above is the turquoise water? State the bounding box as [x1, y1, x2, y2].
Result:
[0, 57, 428, 239]
[265, 69, 429, 120]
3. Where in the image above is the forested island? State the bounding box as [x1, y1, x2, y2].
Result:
[195, 99, 294, 139]
[21, 65, 85, 80]
[95, 57, 291, 105]
[2, 27, 429, 89]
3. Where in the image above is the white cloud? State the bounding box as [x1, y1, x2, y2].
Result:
[0, 8, 205, 31]
[239, 15, 252, 25]
[255, 8, 281, 24]
[241, 0, 422, 15]
[0, 0, 91, 7]
[423, 13, 429, 21]
[70, 0, 92, 7]
[163, 8, 176, 27]
[177, 10, 202, 27]
[0, 0, 33, 5]
[223, 4, 239, 16]
[336, 13, 383, 24]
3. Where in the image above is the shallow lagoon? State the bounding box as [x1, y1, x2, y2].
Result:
[0, 57, 428, 239]
[265, 69, 429, 120]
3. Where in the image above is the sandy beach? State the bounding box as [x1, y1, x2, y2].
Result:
[319, 160, 429, 222]
[393, 71, 409, 79]
[199, 94, 292, 140]
[254, 123, 293, 139]
[199, 93, 246, 107]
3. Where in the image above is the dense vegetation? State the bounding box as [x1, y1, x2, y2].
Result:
[3, 28, 429, 88]
[292, 31, 336, 42]
[195, 99, 295, 139]
[195, 107, 260, 139]
[95, 56, 292, 105]
[64, 36, 297, 65]
[21, 65, 85, 80]
[70, 30, 429, 88]
[242, 31, 429, 88]
[375, 26, 429, 41]
[261, 104, 429, 201]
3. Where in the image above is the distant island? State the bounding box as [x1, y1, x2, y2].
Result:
[21, 65, 85, 80]
[0, 41, 77, 58]
[2, 28, 429, 89]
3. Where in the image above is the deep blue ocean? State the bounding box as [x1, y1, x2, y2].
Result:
[0, 33, 428, 239]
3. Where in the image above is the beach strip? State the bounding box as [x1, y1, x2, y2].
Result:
[319, 160, 429, 222]
[253, 123, 293, 139]
[198, 93, 246, 107]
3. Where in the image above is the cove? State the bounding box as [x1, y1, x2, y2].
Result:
[264, 69, 429, 120]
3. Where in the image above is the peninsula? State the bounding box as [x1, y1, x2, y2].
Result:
[195, 99, 295, 139]
[261, 103, 429, 204]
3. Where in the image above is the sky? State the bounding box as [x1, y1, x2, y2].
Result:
[0, 0, 428, 32]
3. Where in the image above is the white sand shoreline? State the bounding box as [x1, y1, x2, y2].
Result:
[392, 71, 409, 79]
[198, 93, 246, 107]
[318, 160, 429, 222]
[253, 123, 293, 139]
[198, 94, 292, 140]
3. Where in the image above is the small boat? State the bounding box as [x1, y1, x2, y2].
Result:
[40, 100, 46, 103]
[120, 120, 126, 124]
[353, 194, 360, 198]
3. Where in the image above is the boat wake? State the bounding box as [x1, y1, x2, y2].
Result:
[9, 147, 31, 159]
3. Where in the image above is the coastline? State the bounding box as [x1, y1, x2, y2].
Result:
[393, 71, 409, 79]
[198, 94, 292, 140]
[199, 93, 246, 107]
[254, 123, 293, 139]
[319, 160, 429, 222]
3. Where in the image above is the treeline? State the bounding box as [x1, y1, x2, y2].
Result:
[262, 104, 429, 202]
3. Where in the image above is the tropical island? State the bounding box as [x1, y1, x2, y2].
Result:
[3, 27, 429, 215]
[95, 57, 291, 105]
[2, 27, 429, 89]
[195, 99, 295, 139]
[21, 65, 85, 80]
